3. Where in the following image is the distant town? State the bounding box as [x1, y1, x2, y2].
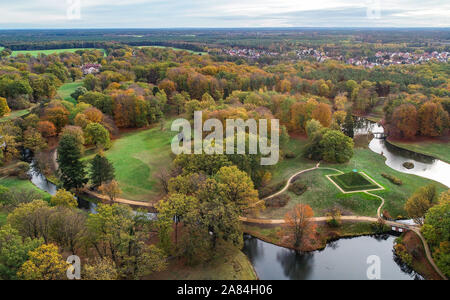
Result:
[220, 47, 450, 68]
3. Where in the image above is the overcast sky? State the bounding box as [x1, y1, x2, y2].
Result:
[0, 0, 449, 28]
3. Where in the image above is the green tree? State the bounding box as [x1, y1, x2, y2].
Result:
[157, 193, 198, 248]
[57, 134, 88, 191]
[50, 189, 78, 208]
[0, 224, 43, 280]
[23, 127, 47, 153]
[343, 110, 354, 138]
[320, 130, 354, 163]
[89, 154, 115, 187]
[70, 86, 88, 101]
[84, 123, 111, 150]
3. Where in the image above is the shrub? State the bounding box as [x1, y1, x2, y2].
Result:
[265, 194, 290, 208]
[403, 162, 414, 169]
[394, 243, 413, 266]
[382, 173, 403, 185]
[259, 181, 285, 199]
[288, 181, 308, 195]
[284, 151, 296, 159]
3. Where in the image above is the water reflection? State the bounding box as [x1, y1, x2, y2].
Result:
[242, 235, 422, 280]
[354, 117, 450, 188]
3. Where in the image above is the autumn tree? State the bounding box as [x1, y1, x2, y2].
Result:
[417, 102, 449, 137]
[405, 184, 437, 225]
[37, 121, 57, 138]
[44, 106, 69, 132]
[283, 204, 316, 247]
[391, 104, 418, 139]
[99, 180, 121, 203]
[85, 203, 167, 279]
[0, 97, 10, 117]
[50, 189, 78, 208]
[157, 193, 198, 248]
[83, 257, 119, 280]
[312, 103, 332, 127]
[215, 165, 260, 214]
[18, 243, 68, 280]
[23, 127, 47, 152]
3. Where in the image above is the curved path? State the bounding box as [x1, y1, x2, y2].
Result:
[84, 164, 447, 280]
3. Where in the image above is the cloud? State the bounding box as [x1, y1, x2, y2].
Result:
[0, 0, 448, 28]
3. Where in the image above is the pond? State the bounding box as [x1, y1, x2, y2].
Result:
[242, 235, 422, 280]
[354, 117, 450, 188]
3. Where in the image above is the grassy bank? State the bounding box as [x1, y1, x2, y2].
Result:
[387, 138, 450, 164]
[0, 106, 34, 122]
[243, 221, 390, 252]
[11, 48, 106, 57]
[57, 81, 83, 104]
[0, 177, 51, 202]
[148, 244, 257, 280]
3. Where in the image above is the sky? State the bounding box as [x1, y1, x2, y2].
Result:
[0, 0, 449, 29]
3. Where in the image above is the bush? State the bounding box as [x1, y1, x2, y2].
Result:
[284, 151, 296, 159]
[382, 173, 403, 185]
[394, 243, 413, 266]
[265, 194, 290, 208]
[288, 181, 308, 195]
[259, 181, 285, 199]
[403, 162, 414, 169]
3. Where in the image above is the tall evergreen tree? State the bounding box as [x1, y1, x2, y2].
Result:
[90, 154, 115, 187]
[57, 134, 87, 191]
[343, 110, 355, 138]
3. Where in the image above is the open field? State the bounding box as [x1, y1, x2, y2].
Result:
[261, 147, 448, 219]
[138, 45, 207, 55]
[0, 176, 51, 202]
[84, 123, 175, 202]
[387, 138, 450, 164]
[57, 81, 83, 104]
[0, 106, 34, 122]
[10, 48, 106, 57]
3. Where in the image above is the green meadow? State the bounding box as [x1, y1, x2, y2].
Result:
[57, 81, 84, 104]
[10, 48, 106, 57]
[84, 122, 177, 202]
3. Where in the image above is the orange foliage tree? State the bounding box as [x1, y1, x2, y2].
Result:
[283, 204, 316, 248]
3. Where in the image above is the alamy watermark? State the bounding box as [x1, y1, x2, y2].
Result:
[171, 111, 280, 166]
[366, 255, 381, 279]
[67, 0, 82, 20]
[67, 255, 81, 280]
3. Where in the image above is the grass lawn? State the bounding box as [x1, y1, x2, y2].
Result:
[83, 122, 176, 202]
[0, 177, 51, 202]
[58, 81, 83, 104]
[387, 138, 450, 164]
[261, 147, 448, 219]
[0, 106, 34, 122]
[10, 48, 106, 57]
[330, 172, 380, 192]
[268, 136, 316, 187]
